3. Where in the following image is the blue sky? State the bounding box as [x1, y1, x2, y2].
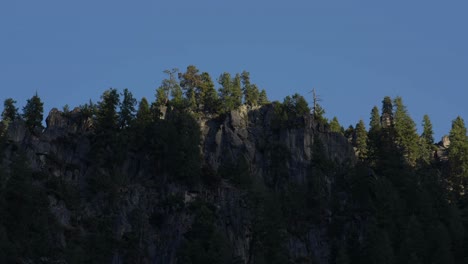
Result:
[1, 0, 467, 140]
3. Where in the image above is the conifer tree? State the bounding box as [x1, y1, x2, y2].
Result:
[96, 88, 120, 132]
[420, 114, 435, 164]
[135, 97, 151, 127]
[218, 72, 242, 113]
[393, 96, 419, 166]
[382, 96, 393, 116]
[422, 114, 434, 144]
[157, 68, 182, 107]
[329, 117, 343, 134]
[218, 72, 231, 112]
[22, 93, 44, 131]
[355, 119, 368, 160]
[179, 65, 201, 109]
[448, 116, 468, 179]
[232, 73, 243, 109]
[200, 72, 219, 113]
[381, 96, 393, 128]
[241, 71, 260, 106]
[155, 87, 168, 107]
[258, 89, 269, 106]
[369, 106, 381, 132]
[1, 98, 18, 122]
[119, 88, 136, 128]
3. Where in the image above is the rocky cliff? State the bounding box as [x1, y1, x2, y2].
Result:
[0, 105, 356, 264]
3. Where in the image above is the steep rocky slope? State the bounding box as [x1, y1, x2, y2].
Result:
[0, 105, 355, 264]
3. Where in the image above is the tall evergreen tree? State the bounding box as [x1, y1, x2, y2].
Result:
[393, 96, 419, 166]
[119, 88, 136, 128]
[370, 106, 381, 132]
[232, 73, 243, 108]
[368, 106, 382, 163]
[355, 119, 368, 160]
[422, 114, 434, 144]
[218, 72, 232, 113]
[241, 71, 260, 107]
[155, 87, 168, 107]
[22, 93, 44, 131]
[218, 72, 242, 112]
[179, 65, 201, 109]
[157, 68, 182, 107]
[200, 72, 219, 113]
[135, 97, 151, 127]
[381, 96, 393, 128]
[1, 98, 18, 123]
[96, 88, 120, 132]
[420, 114, 435, 164]
[448, 116, 468, 179]
[329, 117, 343, 134]
[258, 89, 269, 106]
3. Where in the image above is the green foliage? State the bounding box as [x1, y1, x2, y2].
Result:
[272, 93, 310, 129]
[421, 114, 434, 144]
[1, 98, 18, 122]
[448, 116, 468, 178]
[355, 120, 368, 160]
[258, 89, 269, 105]
[419, 115, 435, 164]
[200, 72, 220, 113]
[160, 68, 183, 107]
[249, 185, 289, 264]
[96, 88, 120, 132]
[135, 97, 152, 128]
[364, 224, 395, 264]
[218, 72, 243, 113]
[0, 155, 58, 261]
[330, 116, 343, 134]
[179, 65, 201, 109]
[119, 88, 136, 128]
[382, 96, 393, 116]
[241, 71, 260, 107]
[178, 201, 232, 264]
[393, 97, 420, 166]
[22, 93, 44, 131]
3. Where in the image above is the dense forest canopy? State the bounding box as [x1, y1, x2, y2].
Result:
[0, 65, 468, 263]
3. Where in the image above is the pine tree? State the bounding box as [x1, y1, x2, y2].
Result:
[393, 96, 419, 166]
[200, 72, 219, 113]
[368, 106, 381, 162]
[448, 116, 468, 179]
[329, 117, 343, 134]
[96, 88, 120, 132]
[422, 114, 434, 144]
[1, 98, 18, 122]
[179, 65, 201, 109]
[381, 96, 393, 129]
[135, 97, 151, 128]
[258, 89, 269, 106]
[22, 93, 44, 131]
[355, 119, 368, 160]
[155, 87, 168, 107]
[232, 73, 243, 109]
[218, 72, 243, 113]
[370, 106, 381, 132]
[218, 72, 231, 112]
[420, 114, 435, 164]
[241, 71, 260, 107]
[157, 68, 182, 107]
[119, 88, 136, 128]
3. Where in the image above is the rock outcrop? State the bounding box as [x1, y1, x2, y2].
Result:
[1, 105, 356, 264]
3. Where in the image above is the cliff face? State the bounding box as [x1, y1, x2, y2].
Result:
[0, 105, 355, 264]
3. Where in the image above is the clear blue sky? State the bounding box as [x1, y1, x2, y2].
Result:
[1, 0, 467, 140]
